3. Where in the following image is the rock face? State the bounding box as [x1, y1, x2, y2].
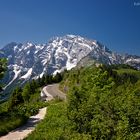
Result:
[0, 35, 140, 92]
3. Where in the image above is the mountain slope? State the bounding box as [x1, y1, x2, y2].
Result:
[0, 35, 140, 93]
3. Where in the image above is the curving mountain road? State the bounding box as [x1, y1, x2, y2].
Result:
[0, 84, 65, 140]
[44, 84, 66, 100]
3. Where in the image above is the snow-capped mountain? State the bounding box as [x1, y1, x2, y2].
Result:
[0, 35, 140, 92]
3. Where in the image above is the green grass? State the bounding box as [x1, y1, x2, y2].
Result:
[25, 102, 92, 140]
[0, 112, 28, 136]
[25, 102, 68, 140]
[0, 88, 48, 136]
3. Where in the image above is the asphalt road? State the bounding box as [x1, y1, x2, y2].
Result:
[44, 84, 66, 100]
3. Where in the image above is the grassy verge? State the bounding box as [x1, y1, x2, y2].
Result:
[25, 102, 91, 140]
[25, 102, 68, 140]
[0, 89, 48, 136]
[0, 112, 28, 136]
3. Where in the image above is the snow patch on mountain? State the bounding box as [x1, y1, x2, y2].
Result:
[35, 44, 45, 54]
[27, 50, 30, 55]
[40, 71, 45, 78]
[126, 58, 140, 63]
[25, 42, 33, 48]
[53, 69, 61, 75]
[4, 64, 21, 89]
[21, 68, 32, 79]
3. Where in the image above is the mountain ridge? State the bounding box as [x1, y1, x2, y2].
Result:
[0, 34, 140, 93]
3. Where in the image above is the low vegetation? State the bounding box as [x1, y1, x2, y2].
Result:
[25, 102, 92, 140]
[27, 64, 140, 139]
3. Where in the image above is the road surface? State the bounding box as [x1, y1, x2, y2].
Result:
[44, 84, 66, 100]
[0, 84, 65, 140]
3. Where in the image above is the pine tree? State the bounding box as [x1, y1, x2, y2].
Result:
[37, 76, 41, 87]
[0, 58, 7, 92]
[22, 83, 31, 102]
[53, 72, 62, 83]
[30, 79, 38, 93]
[8, 87, 23, 109]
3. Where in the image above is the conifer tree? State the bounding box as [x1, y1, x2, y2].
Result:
[9, 87, 23, 109]
[22, 83, 31, 102]
[0, 58, 7, 92]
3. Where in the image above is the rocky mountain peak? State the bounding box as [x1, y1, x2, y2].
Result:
[0, 35, 140, 92]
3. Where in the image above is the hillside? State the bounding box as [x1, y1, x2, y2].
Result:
[25, 65, 140, 140]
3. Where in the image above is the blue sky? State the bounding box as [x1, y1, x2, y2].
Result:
[0, 0, 140, 55]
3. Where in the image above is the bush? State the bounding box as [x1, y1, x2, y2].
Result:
[0, 113, 28, 136]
